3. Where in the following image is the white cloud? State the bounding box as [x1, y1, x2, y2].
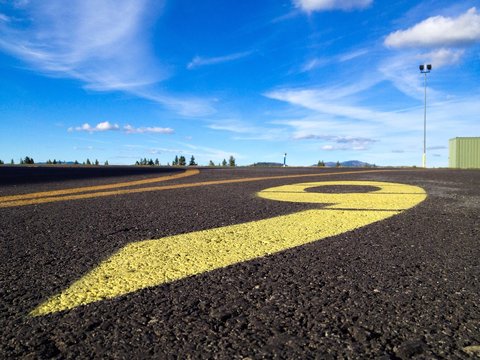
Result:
[294, 0, 372, 12]
[69, 121, 120, 133]
[417, 48, 464, 68]
[0, 0, 215, 117]
[124, 125, 174, 134]
[385, 7, 480, 48]
[68, 122, 174, 134]
[187, 51, 252, 69]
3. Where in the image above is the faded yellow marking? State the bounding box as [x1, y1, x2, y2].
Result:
[31, 180, 426, 316]
[0, 169, 200, 203]
[2, 169, 395, 208]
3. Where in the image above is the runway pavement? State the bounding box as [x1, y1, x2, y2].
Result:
[1, 166, 479, 358]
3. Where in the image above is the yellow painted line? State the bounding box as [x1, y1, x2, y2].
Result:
[30, 180, 426, 316]
[2, 169, 397, 208]
[0, 169, 200, 203]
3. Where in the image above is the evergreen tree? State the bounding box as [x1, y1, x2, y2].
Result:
[179, 156, 186, 166]
[74, 160, 79, 165]
[46, 159, 52, 165]
[10, 159, 14, 165]
[135, 161, 140, 166]
[189, 155, 196, 166]
[336, 161, 341, 168]
[104, 160, 109, 166]
[86, 158, 91, 165]
[148, 159, 154, 166]
[155, 158, 160, 166]
[95, 159, 99, 166]
[173, 155, 179, 166]
[317, 160, 325, 167]
[208, 160, 215, 167]
[228, 156, 236, 167]
[222, 159, 227, 166]
[0, 160, 4, 165]
[53, 159, 57, 165]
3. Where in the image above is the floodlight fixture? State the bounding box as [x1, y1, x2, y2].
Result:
[419, 64, 432, 168]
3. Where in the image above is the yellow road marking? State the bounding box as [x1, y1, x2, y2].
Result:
[0, 169, 200, 203]
[2, 169, 397, 208]
[31, 180, 426, 316]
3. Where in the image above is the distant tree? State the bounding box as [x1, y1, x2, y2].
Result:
[317, 160, 325, 167]
[0, 160, 4, 165]
[86, 158, 91, 165]
[94, 159, 99, 166]
[52, 159, 57, 165]
[135, 161, 140, 166]
[228, 156, 236, 167]
[22, 156, 34, 164]
[173, 155, 179, 166]
[10, 159, 14, 165]
[208, 160, 215, 167]
[155, 158, 160, 166]
[148, 159, 154, 166]
[179, 156, 186, 166]
[104, 160, 109, 166]
[74, 160, 79, 165]
[222, 159, 227, 167]
[189, 155, 196, 166]
[336, 161, 341, 168]
[46, 159, 52, 165]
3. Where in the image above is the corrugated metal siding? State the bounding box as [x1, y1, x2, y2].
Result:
[449, 137, 480, 169]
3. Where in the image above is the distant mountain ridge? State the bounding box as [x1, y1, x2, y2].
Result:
[323, 160, 374, 167]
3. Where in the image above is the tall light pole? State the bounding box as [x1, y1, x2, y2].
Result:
[283, 153, 287, 167]
[419, 64, 432, 168]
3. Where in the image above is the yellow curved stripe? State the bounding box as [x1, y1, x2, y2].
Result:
[0, 169, 200, 203]
[30, 180, 426, 316]
[2, 169, 397, 208]
[257, 181, 426, 210]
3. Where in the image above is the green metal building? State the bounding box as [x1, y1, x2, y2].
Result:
[449, 137, 480, 169]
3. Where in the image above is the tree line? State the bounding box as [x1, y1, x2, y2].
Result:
[170, 155, 236, 167]
[0, 155, 238, 167]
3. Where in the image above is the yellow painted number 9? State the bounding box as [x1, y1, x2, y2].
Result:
[31, 181, 426, 316]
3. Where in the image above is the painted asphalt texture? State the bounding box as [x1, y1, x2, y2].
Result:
[1, 166, 479, 358]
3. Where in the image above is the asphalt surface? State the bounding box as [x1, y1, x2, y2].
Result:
[1, 166, 479, 359]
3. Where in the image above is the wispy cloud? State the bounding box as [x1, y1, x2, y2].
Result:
[385, 8, 480, 48]
[124, 125, 174, 134]
[301, 48, 368, 72]
[294, 0, 373, 12]
[207, 119, 286, 141]
[187, 51, 253, 69]
[0, 0, 215, 117]
[298, 135, 377, 151]
[69, 122, 174, 135]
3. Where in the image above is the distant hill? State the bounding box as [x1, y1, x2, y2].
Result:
[322, 160, 374, 167]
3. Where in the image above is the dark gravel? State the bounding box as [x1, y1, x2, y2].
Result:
[1, 166, 479, 359]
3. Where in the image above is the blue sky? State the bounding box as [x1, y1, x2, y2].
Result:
[0, 0, 479, 167]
